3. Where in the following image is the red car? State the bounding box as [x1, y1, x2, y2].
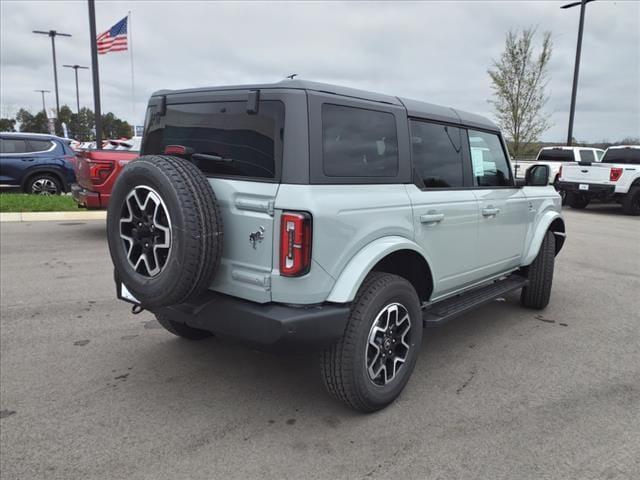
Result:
[71, 141, 139, 209]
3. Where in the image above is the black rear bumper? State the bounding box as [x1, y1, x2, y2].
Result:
[152, 290, 350, 350]
[557, 181, 615, 195]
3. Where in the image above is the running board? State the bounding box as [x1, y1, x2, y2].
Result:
[422, 275, 528, 327]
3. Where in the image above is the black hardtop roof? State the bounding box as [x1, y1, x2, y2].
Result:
[152, 79, 498, 131]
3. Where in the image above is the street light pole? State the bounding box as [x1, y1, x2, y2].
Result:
[63, 64, 89, 113]
[561, 0, 596, 146]
[34, 89, 51, 114]
[33, 29, 72, 120]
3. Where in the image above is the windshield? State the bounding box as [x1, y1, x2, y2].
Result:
[601, 148, 640, 164]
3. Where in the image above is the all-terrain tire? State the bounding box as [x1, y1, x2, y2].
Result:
[155, 312, 212, 340]
[567, 192, 590, 209]
[621, 186, 640, 216]
[521, 231, 555, 309]
[320, 272, 423, 412]
[107, 155, 223, 308]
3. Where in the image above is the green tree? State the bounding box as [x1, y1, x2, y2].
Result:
[0, 118, 16, 132]
[102, 112, 132, 139]
[488, 28, 553, 158]
[16, 108, 49, 133]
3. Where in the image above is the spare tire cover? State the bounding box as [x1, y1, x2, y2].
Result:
[107, 155, 223, 308]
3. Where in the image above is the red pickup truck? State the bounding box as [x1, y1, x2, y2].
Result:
[71, 140, 140, 209]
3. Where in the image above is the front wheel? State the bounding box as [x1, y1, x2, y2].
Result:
[320, 272, 423, 412]
[521, 231, 555, 309]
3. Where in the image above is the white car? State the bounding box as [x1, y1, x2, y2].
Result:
[558, 145, 640, 215]
[514, 146, 605, 185]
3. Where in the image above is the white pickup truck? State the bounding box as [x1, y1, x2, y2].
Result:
[557, 145, 640, 215]
[514, 146, 605, 186]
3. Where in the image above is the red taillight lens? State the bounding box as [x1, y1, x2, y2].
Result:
[164, 145, 186, 155]
[610, 167, 623, 182]
[88, 160, 114, 185]
[279, 212, 312, 277]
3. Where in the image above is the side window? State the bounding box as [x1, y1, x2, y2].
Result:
[27, 140, 53, 152]
[322, 104, 398, 177]
[409, 120, 463, 188]
[468, 130, 512, 187]
[0, 139, 28, 154]
[579, 149, 595, 163]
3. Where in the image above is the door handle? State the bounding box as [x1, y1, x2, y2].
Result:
[420, 213, 444, 224]
[482, 207, 500, 217]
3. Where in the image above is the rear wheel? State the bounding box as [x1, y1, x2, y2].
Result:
[521, 231, 555, 309]
[621, 186, 640, 216]
[25, 174, 62, 195]
[567, 192, 590, 209]
[155, 312, 212, 340]
[320, 272, 423, 412]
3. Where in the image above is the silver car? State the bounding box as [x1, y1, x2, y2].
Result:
[106, 80, 565, 412]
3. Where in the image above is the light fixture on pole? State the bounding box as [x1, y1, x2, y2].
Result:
[32, 29, 72, 120]
[34, 89, 51, 114]
[561, 0, 596, 146]
[63, 64, 89, 113]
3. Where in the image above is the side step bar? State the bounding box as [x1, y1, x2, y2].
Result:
[422, 275, 528, 327]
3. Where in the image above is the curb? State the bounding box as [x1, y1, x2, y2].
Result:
[0, 211, 107, 223]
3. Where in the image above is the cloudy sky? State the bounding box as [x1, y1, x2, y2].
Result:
[1, 0, 638, 142]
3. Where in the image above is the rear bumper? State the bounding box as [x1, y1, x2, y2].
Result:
[71, 183, 108, 209]
[557, 181, 615, 195]
[151, 290, 350, 350]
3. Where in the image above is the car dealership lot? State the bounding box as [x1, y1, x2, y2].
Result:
[0, 207, 638, 480]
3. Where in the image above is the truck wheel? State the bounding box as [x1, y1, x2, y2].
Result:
[155, 312, 212, 340]
[621, 186, 640, 216]
[320, 272, 423, 412]
[521, 231, 555, 309]
[567, 192, 590, 209]
[553, 176, 567, 205]
[107, 155, 223, 308]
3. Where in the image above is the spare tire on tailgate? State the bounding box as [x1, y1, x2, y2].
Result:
[107, 155, 223, 308]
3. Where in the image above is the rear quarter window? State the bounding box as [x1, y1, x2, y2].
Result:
[142, 100, 285, 180]
[321, 104, 398, 177]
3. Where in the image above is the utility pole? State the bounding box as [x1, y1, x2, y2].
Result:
[561, 0, 596, 146]
[34, 89, 51, 114]
[63, 64, 89, 113]
[87, 0, 103, 149]
[33, 30, 72, 120]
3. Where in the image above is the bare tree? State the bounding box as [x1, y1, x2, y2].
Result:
[488, 28, 553, 158]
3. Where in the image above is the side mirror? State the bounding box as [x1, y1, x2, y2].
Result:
[525, 164, 550, 187]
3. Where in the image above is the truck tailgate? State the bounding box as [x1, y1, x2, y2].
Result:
[561, 163, 611, 185]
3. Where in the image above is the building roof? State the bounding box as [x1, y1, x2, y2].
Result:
[153, 79, 498, 130]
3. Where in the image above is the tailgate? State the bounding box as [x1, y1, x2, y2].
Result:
[561, 163, 611, 184]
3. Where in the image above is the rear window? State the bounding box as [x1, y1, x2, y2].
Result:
[537, 149, 574, 162]
[142, 100, 285, 180]
[601, 148, 640, 164]
[322, 104, 398, 177]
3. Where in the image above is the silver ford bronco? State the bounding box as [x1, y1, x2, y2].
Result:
[106, 80, 565, 412]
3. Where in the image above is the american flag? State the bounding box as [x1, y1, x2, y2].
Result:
[97, 16, 128, 55]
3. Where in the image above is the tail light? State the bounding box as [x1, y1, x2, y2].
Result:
[88, 160, 114, 185]
[610, 167, 623, 182]
[279, 212, 312, 277]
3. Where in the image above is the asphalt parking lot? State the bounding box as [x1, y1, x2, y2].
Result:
[1, 206, 638, 480]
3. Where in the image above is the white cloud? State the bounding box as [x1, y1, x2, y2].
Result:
[1, 0, 638, 141]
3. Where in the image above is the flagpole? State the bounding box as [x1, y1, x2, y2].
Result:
[128, 10, 135, 137]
